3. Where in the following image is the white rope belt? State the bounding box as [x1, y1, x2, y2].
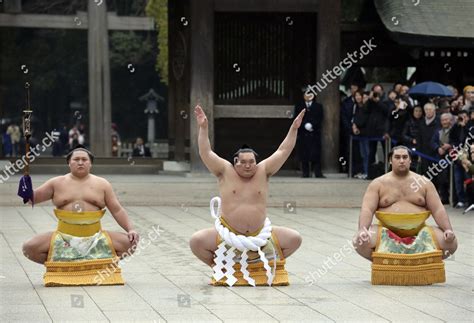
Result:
[210, 196, 276, 286]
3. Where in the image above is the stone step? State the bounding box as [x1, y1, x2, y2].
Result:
[0, 158, 163, 175]
[1, 157, 163, 165]
[0, 174, 368, 207]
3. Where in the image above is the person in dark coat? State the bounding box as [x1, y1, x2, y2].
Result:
[402, 105, 423, 171]
[416, 103, 439, 175]
[388, 96, 410, 145]
[449, 110, 469, 148]
[294, 92, 324, 178]
[2, 129, 12, 157]
[132, 137, 151, 157]
[52, 124, 69, 157]
[449, 110, 469, 208]
[430, 113, 454, 204]
[352, 90, 370, 179]
[460, 143, 474, 208]
[365, 92, 390, 165]
[340, 82, 360, 173]
[403, 105, 423, 148]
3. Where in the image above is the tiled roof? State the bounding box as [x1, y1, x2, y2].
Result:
[374, 0, 474, 47]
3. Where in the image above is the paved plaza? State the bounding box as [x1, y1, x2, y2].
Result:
[0, 175, 473, 322]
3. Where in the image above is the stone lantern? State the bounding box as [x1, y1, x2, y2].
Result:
[139, 89, 164, 144]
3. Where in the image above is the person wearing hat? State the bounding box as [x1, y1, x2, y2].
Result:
[294, 91, 325, 178]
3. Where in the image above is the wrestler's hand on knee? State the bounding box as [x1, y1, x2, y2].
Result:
[443, 229, 455, 242]
[354, 229, 372, 246]
[127, 230, 140, 245]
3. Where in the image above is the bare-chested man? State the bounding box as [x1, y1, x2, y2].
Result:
[354, 145, 457, 261]
[22, 148, 139, 264]
[190, 105, 304, 267]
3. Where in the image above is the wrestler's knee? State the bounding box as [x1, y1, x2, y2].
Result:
[124, 242, 137, 257]
[114, 242, 137, 260]
[22, 235, 42, 258]
[189, 231, 204, 252]
[290, 231, 303, 250]
[274, 227, 302, 251]
[189, 229, 216, 255]
[22, 239, 34, 259]
[107, 231, 135, 258]
[353, 225, 378, 249]
[432, 227, 458, 257]
[443, 238, 458, 258]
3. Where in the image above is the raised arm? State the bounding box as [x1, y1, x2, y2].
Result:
[261, 109, 305, 176]
[425, 180, 455, 241]
[195, 105, 231, 177]
[104, 180, 139, 245]
[33, 178, 55, 204]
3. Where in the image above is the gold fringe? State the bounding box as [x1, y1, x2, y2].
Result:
[211, 260, 289, 286]
[372, 251, 444, 264]
[371, 266, 445, 286]
[44, 258, 124, 287]
[371, 251, 445, 285]
[44, 271, 124, 287]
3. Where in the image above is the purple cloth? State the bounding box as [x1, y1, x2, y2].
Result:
[18, 175, 34, 205]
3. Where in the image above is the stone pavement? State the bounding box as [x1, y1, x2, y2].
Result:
[0, 174, 366, 208]
[0, 175, 473, 322]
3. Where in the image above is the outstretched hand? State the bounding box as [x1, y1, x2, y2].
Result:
[292, 109, 306, 129]
[194, 105, 208, 128]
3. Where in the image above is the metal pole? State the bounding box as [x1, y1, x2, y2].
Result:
[450, 162, 454, 207]
[388, 138, 392, 173]
[101, 2, 112, 157]
[349, 136, 353, 178]
[22, 82, 32, 175]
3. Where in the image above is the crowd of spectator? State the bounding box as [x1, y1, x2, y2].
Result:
[1, 123, 86, 158]
[3, 82, 474, 209]
[341, 82, 474, 208]
[1, 121, 153, 160]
